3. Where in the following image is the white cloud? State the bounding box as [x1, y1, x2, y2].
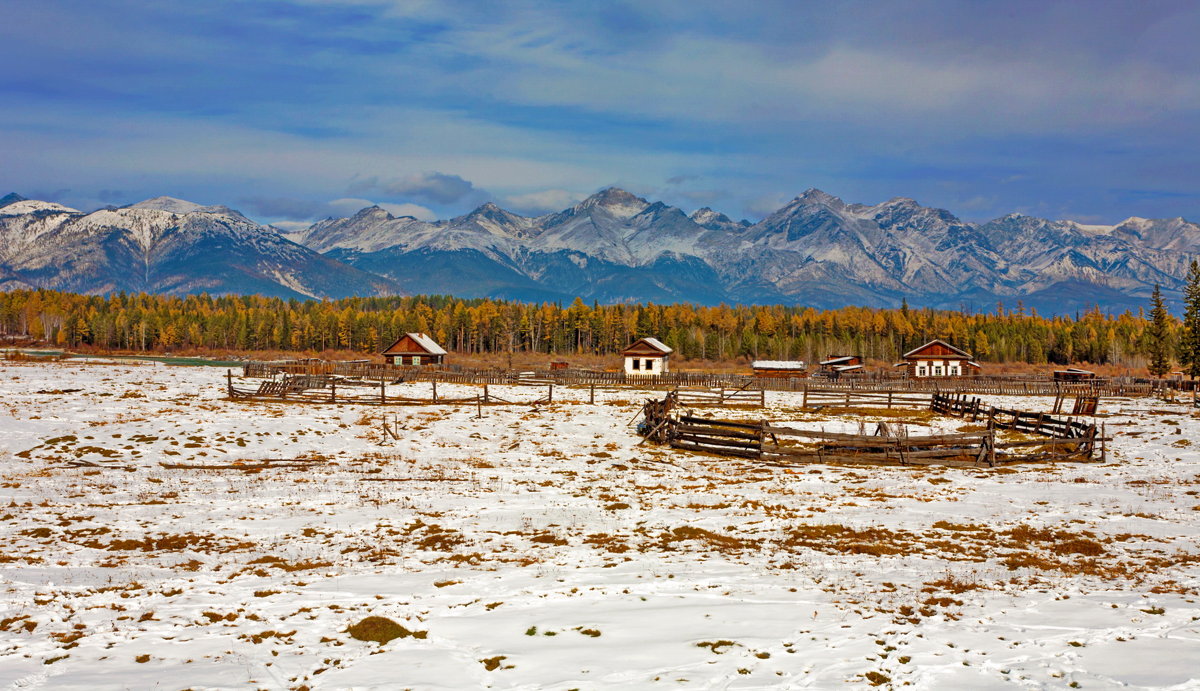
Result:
[503, 188, 584, 214]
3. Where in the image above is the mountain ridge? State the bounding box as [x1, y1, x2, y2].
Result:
[3, 188, 1198, 313]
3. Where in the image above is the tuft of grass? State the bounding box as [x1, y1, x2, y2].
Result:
[864, 671, 891, 686]
[345, 616, 427, 644]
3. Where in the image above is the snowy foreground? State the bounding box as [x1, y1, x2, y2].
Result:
[1, 360, 1199, 690]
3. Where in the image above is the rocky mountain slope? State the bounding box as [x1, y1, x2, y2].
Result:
[0, 195, 397, 299]
[4, 188, 1198, 312]
[287, 187, 1200, 312]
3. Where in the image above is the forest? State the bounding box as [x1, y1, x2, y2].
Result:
[0, 289, 1175, 369]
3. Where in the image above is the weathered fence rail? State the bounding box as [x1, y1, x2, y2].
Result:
[802, 388, 931, 409]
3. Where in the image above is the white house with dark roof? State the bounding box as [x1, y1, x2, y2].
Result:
[622, 337, 672, 376]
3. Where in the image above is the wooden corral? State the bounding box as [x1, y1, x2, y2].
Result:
[637, 391, 1107, 467]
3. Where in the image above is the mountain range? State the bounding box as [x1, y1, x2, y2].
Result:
[2, 188, 1198, 313]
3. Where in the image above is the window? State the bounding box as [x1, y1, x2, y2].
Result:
[631, 358, 641, 370]
[949, 365, 959, 375]
[934, 366, 943, 376]
[918, 366, 927, 376]
[411, 356, 420, 366]
[645, 359, 655, 371]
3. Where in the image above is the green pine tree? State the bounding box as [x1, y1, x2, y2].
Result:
[1182, 261, 1200, 379]
[1146, 284, 1171, 377]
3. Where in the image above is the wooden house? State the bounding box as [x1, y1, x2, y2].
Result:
[622, 337, 672, 376]
[752, 360, 808, 378]
[1053, 367, 1096, 381]
[895, 340, 980, 378]
[382, 332, 447, 366]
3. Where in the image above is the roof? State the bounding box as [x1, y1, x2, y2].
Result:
[966, 361, 981, 369]
[622, 337, 673, 355]
[1056, 367, 1095, 374]
[902, 339, 972, 359]
[819, 356, 857, 366]
[752, 360, 807, 370]
[833, 364, 863, 372]
[383, 332, 447, 356]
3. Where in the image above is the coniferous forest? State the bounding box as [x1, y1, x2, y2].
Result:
[0, 289, 1179, 369]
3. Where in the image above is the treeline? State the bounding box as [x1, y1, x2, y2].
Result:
[0, 289, 1177, 367]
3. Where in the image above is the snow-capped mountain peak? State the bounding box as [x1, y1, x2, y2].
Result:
[575, 187, 651, 219]
[128, 196, 207, 214]
[0, 199, 79, 217]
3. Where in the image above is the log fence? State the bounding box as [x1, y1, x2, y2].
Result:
[634, 390, 1108, 468]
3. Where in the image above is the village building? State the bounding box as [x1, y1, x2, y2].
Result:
[1053, 367, 1097, 381]
[751, 360, 808, 378]
[895, 340, 981, 378]
[381, 332, 447, 366]
[622, 337, 672, 376]
[817, 355, 863, 377]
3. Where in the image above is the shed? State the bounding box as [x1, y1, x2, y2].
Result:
[382, 332, 447, 366]
[1054, 367, 1096, 381]
[817, 355, 863, 378]
[752, 360, 808, 378]
[895, 340, 980, 378]
[622, 337, 672, 376]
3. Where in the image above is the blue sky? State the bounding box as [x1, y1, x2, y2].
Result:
[2, 0, 1199, 229]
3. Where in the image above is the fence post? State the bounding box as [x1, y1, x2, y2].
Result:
[329, 379, 335, 403]
[590, 383, 595, 405]
[548, 384, 553, 404]
[484, 383, 489, 403]
[380, 379, 386, 404]
[432, 380, 438, 402]
[226, 369, 233, 398]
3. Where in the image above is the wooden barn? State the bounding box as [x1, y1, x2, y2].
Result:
[817, 355, 863, 377]
[752, 360, 808, 378]
[622, 337, 672, 376]
[1054, 367, 1096, 381]
[382, 332, 447, 366]
[895, 340, 981, 378]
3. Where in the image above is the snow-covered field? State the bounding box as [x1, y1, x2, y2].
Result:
[1, 359, 1198, 690]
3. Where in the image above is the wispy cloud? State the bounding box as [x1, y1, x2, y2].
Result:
[1, 0, 1199, 224]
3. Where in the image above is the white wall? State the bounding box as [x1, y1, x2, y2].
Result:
[625, 355, 667, 375]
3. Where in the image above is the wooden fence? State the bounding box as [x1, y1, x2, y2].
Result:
[225, 371, 557, 407]
[242, 359, 1161, 397]
[673, 385, 766, 408]
[802, 388, 931, 409]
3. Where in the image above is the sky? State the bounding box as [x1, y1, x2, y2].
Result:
[2, 0, 1199, 230]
